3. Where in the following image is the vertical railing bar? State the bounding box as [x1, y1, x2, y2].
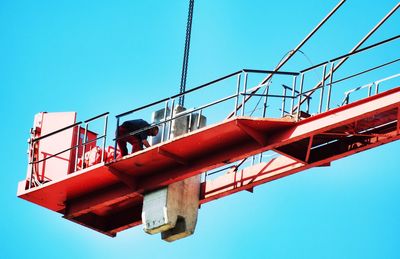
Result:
[114, 117, 120, 160]
[74, 125, 81, 172]
[318, 64, 327, 114]
[241, 72, 248, 116]
[168, 99, 175, 140]
[326, 62, 334, 111]
[101, 114, 108, 163]
[188, 112, 193, 132]
[259, 152, 263, 163]
[262, 85, 269, 118]
[368, 84, 372, 97]
[281, 85, 286, 117]
[235, 73, 242, 116]
[290, 76, 297, 115]
[197, 109, 202, 129]
[81, 123, 89, 169]
[375, 82, 379, 95]
[29, 140, 35, 188]
[161, 100, 169, 142]
[297, 73, 305, 121]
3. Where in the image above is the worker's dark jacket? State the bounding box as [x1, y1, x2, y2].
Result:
[120, 119, 150, 141]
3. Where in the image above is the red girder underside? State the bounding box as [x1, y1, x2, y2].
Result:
[18, 87, 400, 236]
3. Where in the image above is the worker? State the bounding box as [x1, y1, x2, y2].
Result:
[116, 119, 159, 156]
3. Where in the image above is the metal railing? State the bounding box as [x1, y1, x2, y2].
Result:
[25, 34, 399, 189]
[27, 112, 109, 189]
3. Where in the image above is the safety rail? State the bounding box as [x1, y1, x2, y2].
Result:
[25, 34, 399, 189]
[27, 112, 109, 189]
[342, 73, 400, 105]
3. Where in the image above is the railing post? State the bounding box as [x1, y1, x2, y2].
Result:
[168, 98, 175, 140]
[28, 139, 35, 188]
[375, 82, 379, 95]
[74, 125, 81, 172]
[281, 85, 287, 117]
[101, 114, 108, 163]
[326, 62, 334, 111]
[81, 123, 88, 169]
[235, 73, 241, 116]
[161, 100, 169, 142]
[297, 73, 305, 121]
[241, 72, 248, 116]
[114, 117, 120, 160]
[262, 84, 269, 118]
[188, 112, 193, 132]
[197, 109, 203, 129]
[368, 83, 373, 97]
[290, 76, 297, 116]
[318, 64, 327, 114]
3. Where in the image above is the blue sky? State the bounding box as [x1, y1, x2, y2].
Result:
[1, 1, 400, 258]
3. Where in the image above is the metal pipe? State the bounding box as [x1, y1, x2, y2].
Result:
[84, 112, 109, 123]
[235, 73, 241, 116]
[226, 0, 346, 119]
[28, 141, 35, 188]
[262, 84, 269, 118]
[241, 93, 295, 98]
[318, 64, 327, 113]
[101, 114, 108, 163]
[241, 73, 248, 116]
[188, 112, 193, 132]
[281, 85, 287, 117]
[294, 3, 400, 111]
[297, 73, 305, 120]
[114, 117, 120, 160]
[375, 82, 379, 95]
[81, 123, 88, 169]
[242, 69, 299, 75]
[32, 121, 82, 143]
[113, 93, 239, 142]
[168, 98, 175, 140]
[74, 125, 81, 172]
[290, 76, 297, 115]
[330, 57, 400, 86]
[161, 100, 169, 142]
[326, 63, 334, 111]
[116, 70, 241, 118]
[368, 84, 372, 97]
[197, 109, 202, 129]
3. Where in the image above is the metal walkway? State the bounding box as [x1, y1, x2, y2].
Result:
[18, 35, 400, 236]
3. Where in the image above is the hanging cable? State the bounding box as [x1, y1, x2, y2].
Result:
[179, 0, 195, 107]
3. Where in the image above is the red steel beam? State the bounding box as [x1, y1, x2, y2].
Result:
[17, 87, 400, 236]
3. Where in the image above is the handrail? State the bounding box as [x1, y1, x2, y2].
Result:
[31, 121, 82, 143]
[242, 69, 299, 76]
[84, 112, 109, 123]
[116, 70, 242, 118]
[114, 93, 238, 141]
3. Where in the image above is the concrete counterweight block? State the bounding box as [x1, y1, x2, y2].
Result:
[142, 175, 201, 240]
[142, 106, 206, 242]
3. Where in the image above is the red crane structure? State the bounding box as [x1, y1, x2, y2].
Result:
[17, 1, 400, 241]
